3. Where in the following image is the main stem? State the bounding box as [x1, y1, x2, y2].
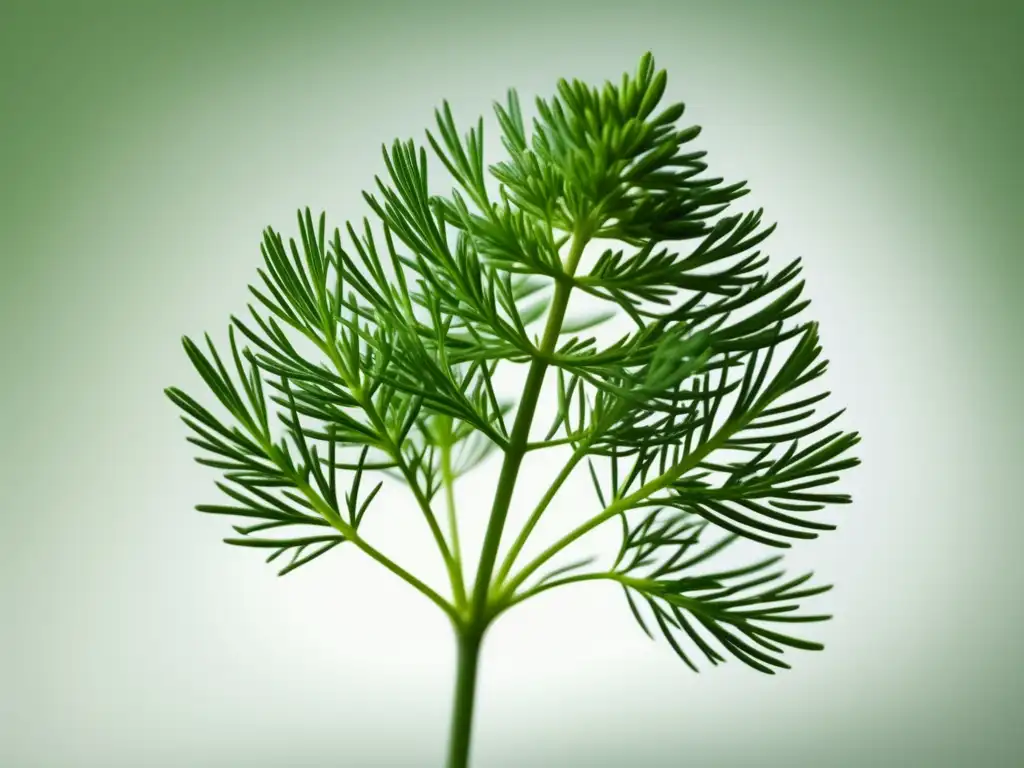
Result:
[446, 628, 483, 768]
[468, 229, 589, 619]
[444, 227, 590, 768]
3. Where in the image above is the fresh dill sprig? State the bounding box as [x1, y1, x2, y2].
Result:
[166, 52, 861, 768]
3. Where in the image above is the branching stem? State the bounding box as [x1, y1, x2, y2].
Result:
[445, 226, 592, 768]
[318, 335, 464, 599]
[499, 414, 740, 601]
[467, 227, 591, 629]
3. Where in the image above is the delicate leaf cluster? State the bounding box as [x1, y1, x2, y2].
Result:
[615, 510, 834, 674]
[167, 53, 860, 676]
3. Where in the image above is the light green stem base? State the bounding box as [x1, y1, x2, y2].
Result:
[446, 629, 483, 768]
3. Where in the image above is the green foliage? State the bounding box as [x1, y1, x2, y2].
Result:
[167, 52, 860, 733]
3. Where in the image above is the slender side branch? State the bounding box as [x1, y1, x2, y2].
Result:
[245, 363, 458, 620]
[293, 477, 459, 621]
[496, 571, 618, 616]
[500, 415, 738, 600]
[318, 334, 460, 593]
[493, 446, 588, 588]
[439, 420, 467, 607]
[525, 431, 591, 451]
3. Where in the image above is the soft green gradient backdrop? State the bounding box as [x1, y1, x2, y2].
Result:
[2, 2, 1021, 766]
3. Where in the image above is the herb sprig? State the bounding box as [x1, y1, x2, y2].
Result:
[167, 53, 860, 768]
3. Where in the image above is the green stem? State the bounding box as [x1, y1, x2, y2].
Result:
[350, 530, 457, 620]
[443, 228, 590, 767]
[493, 447, 587, 587]
[293, 477, 458, 621]
[400, 458, 468, 606]
[466, 230, 590, 626]
[440, 419, 467, 607]
[525, 432, 590, 451]
[251, 425, 456, 620]
[497, 571, 616, 615]
[446, 628, 483, 768]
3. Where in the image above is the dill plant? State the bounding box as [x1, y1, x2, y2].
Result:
[166, 53, 861, 767]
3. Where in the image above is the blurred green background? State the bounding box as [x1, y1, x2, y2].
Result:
[2, 1, 1021, 766]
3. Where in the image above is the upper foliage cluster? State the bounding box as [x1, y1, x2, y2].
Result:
[167, 53, 860, 674]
